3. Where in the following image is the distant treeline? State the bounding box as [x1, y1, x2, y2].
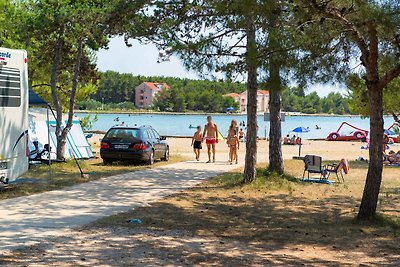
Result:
[91, 71, 245, 102]
[282, 87, 351, 115]
[78, 71, 351, 114]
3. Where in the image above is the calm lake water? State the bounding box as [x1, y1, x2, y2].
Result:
[75, 112, 396, 139]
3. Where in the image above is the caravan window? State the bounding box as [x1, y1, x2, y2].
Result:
[0, 66, 21, 107]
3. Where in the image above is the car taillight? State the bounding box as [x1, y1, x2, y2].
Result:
[101, 142, 110, 149]
[133, 143, 147, 150]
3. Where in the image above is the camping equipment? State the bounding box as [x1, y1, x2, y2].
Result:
[302, 155, 325, 179]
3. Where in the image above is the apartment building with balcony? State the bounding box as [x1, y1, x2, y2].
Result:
[224, 89, 269, 113]
[135, 82, 170, 108]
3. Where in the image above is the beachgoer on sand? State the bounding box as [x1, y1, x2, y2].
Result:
[296, 136, 302, 145]
[283, 134, 290, 145]
[290, 135, 296, 145]
[239, 128, 245, 141]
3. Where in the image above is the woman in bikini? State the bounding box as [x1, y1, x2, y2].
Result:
[227, 119, 239, 164]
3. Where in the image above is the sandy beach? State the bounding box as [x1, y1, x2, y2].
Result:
[89, 135, 374, 164]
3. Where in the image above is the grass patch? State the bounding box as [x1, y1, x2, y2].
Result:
[92, 173, 399, 260]
[92, 159, 399, 246]
[209, 165, 302, 193]
[355, 213, 400, 231]
[322, 160, 369, 169]
[0, 155, 186, 200]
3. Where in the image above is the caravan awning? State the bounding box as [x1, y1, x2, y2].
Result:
[29, 88, 48, 106]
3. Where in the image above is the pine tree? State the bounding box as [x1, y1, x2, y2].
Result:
[298, 0, 400, 218]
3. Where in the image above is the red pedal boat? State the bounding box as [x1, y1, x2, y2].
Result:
[326, 122, 369, 141]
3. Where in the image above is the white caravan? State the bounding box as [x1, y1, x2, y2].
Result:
[0, 48, 29, 183]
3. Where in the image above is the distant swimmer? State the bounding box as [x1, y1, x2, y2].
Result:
[114, 117, 120, 122]
[315, 125, 321, 130]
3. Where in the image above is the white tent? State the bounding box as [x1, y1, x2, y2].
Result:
[28, 108, 94, 160]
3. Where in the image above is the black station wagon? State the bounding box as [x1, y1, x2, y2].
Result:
[100, 125, 169, 165]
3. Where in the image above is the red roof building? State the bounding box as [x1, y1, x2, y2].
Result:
[224, 89, 269, 113]
[135, 82, 170, 108]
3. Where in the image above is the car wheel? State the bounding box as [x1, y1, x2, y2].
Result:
[355, 132, 363, 139]
[103, 159, 113, 165]
[331, 133, 338, 140]
[148, 150, 155, 165]
[162, 147, 169, 161]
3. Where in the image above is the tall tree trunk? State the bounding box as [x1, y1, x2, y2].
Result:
[59, 39, 84, 156]
[268, 89, 283, 174]
[358, 84, 384, 219]
[267, 6, 284, 175]
[244, 19, 258, 183]
[50, 26, 65, 160]
[357, 23, 385, 219]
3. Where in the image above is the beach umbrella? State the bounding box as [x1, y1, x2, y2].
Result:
[384, 129, 396, 136]
[292, 126, 310, 133]
[291, 126, 310, 157]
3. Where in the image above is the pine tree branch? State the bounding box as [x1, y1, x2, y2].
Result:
[307, 0, 370, 64]
[379, 64, 400, 89]
[391, 112, 400, 123]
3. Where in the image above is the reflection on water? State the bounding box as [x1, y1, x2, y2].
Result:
[75, 113, 395, 139]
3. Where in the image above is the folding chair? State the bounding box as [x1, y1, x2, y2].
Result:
[302, 155, 325, 180]
[324, 159, 348, 183]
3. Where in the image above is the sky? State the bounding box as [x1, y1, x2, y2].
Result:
[96, 36, 346, 97]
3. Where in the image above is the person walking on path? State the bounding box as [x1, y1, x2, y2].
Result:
[203, 116, 219, 163]
[191, 126, 203, 161]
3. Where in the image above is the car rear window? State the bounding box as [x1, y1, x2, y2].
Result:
[106, 129, 141, 139]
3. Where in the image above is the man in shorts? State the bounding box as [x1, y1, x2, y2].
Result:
[203, 116, 219, 163]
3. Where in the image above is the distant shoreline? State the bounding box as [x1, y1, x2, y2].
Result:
[85, 131, 328, 141]
[75, 109, 359, 118]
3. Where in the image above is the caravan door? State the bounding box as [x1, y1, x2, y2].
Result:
[0, 48, 29, 183]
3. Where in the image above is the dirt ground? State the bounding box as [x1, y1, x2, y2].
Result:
[1, 159, 399, 266]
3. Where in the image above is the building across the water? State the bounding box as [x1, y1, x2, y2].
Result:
[224, 90, 269, 113]
[135, 82, 170, 108]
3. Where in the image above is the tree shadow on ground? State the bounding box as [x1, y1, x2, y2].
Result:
[2, 190, 399, 266]
[1, 164, 399, 266]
